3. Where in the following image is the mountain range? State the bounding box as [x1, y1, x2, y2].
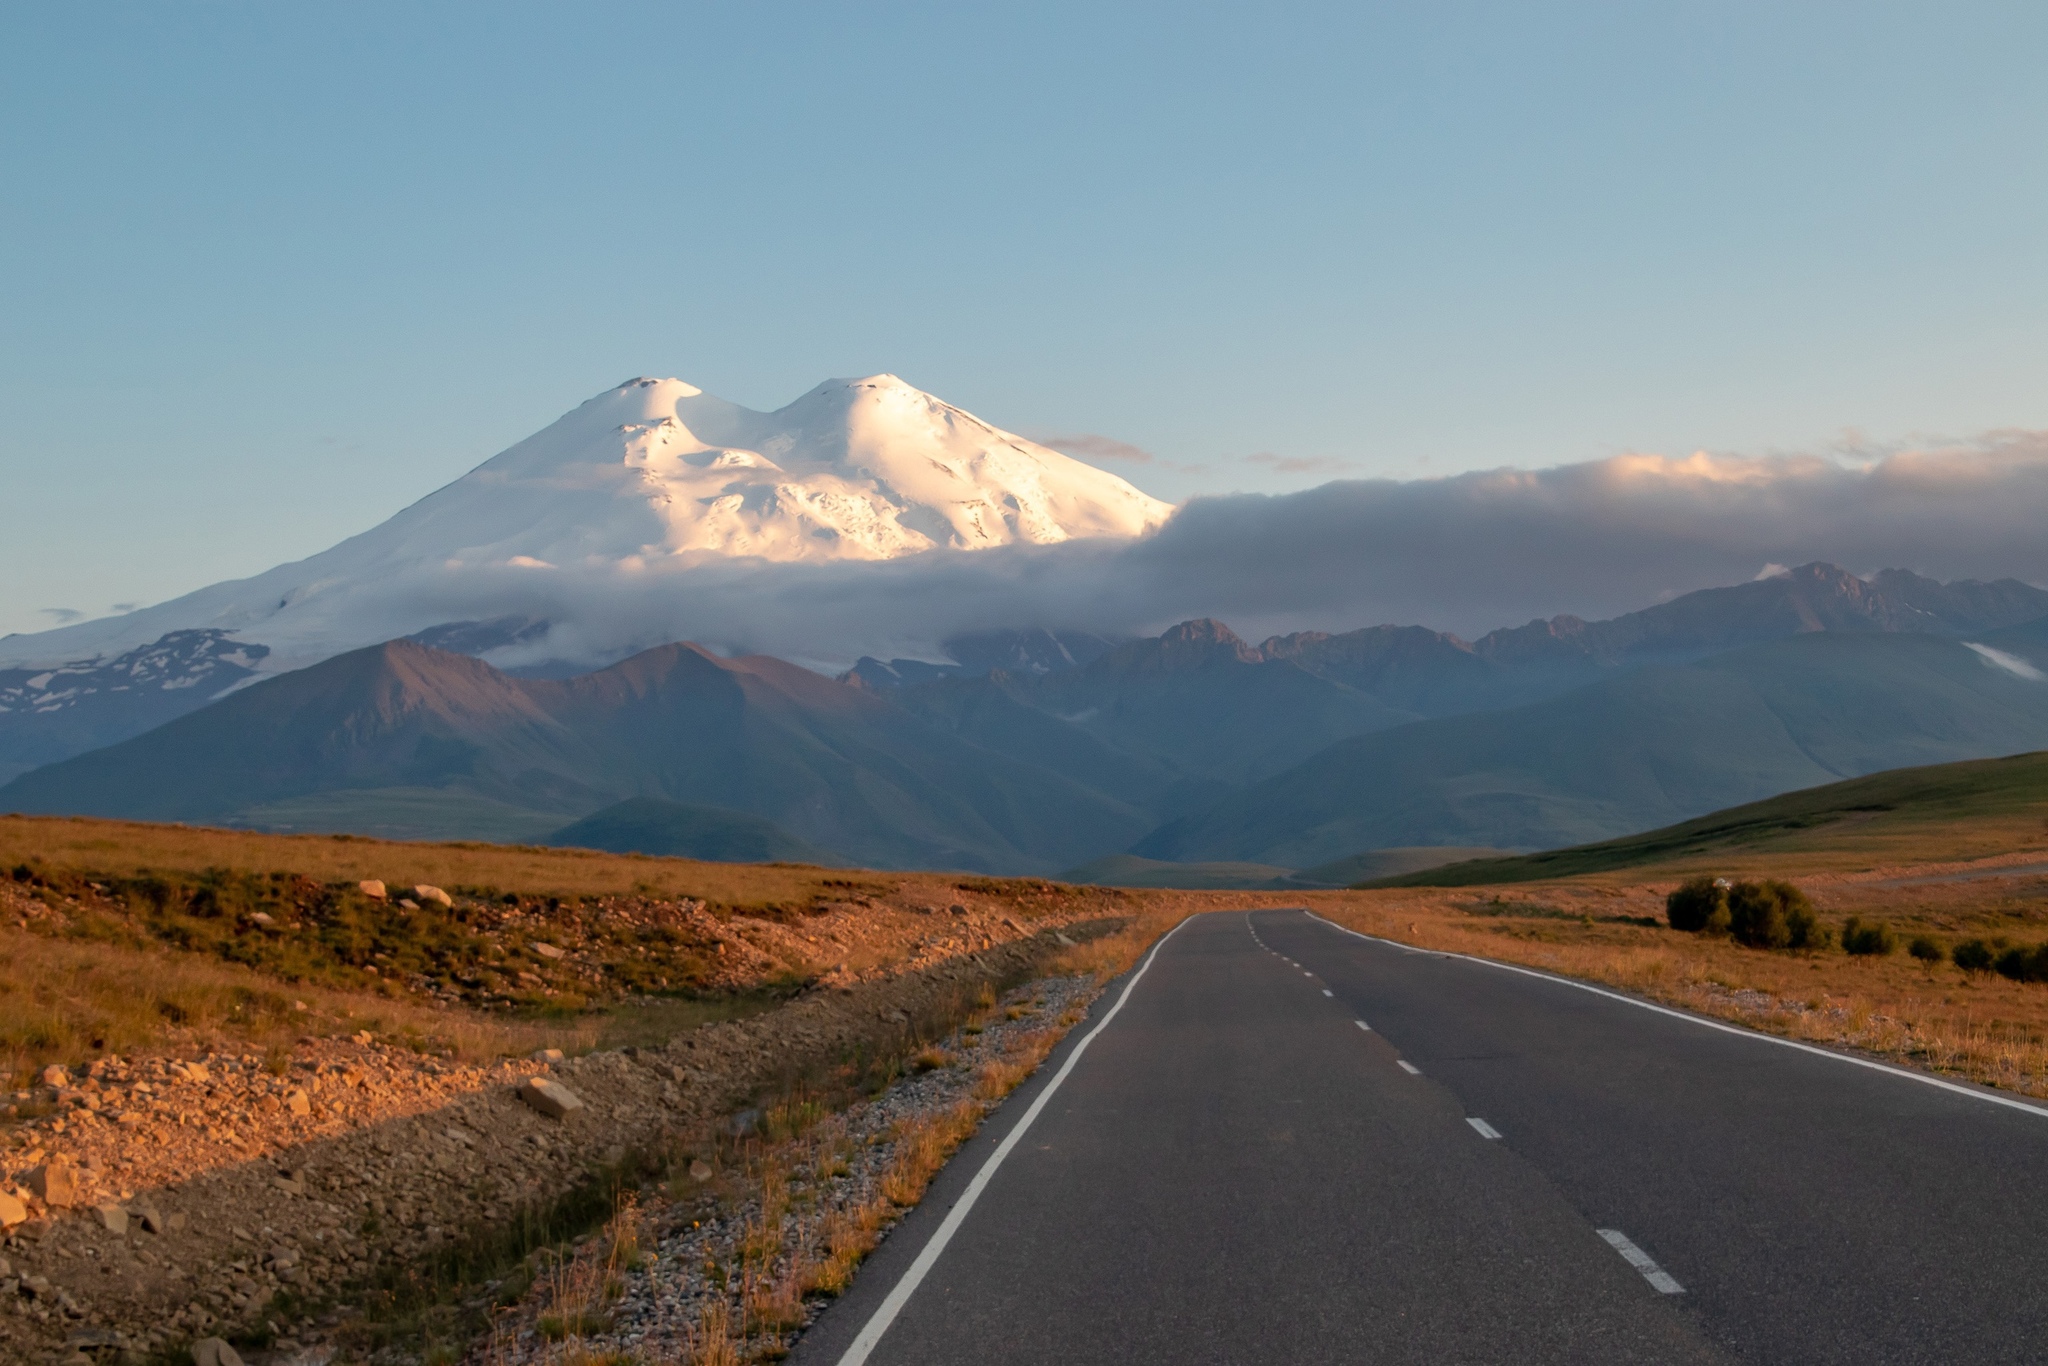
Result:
[5, 560, 2047, 876]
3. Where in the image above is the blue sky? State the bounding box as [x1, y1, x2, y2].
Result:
[3, 2, 2045, 638]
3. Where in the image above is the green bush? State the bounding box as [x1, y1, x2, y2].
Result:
[1727, 879, 1826, 950]
[1994, 943, 2048, 983]
[1841, 918, 1896, 957]
[1665, 876, 1730, 934]
[1907, 936, 1946, 965]
[1953, 939, 1996, 974]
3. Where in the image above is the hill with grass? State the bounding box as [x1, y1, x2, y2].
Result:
[1361, 749, 2048, 886]
[545, 797, 842, 865]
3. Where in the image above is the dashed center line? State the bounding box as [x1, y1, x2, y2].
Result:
[1397, 1060, 1421, 1075]
[1466, 1117, 1502, 1140]
[1354, 1020, 1371, 1031]
[1321, 989, 1333, 997]
[1597, 1229, 1685, 1294]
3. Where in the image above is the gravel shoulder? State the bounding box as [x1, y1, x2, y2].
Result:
[0, 924, 1114, 1365]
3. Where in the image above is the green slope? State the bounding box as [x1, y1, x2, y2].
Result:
[1366, 749, 2048, 886]
[1056, 853, 1296, 890]
[545, 797, 842, 865]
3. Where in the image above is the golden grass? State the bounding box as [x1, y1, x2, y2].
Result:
[1313, 884, 2048, 1099]
[0, 812, 1047, 913]
[0, 922, 595, 1085]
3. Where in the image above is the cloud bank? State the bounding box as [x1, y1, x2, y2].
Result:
[480, 428, 2048, 667]
[10, 430, 2048, 673]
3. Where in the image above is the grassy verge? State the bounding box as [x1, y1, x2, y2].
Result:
[1316, 883, 2048, 1098]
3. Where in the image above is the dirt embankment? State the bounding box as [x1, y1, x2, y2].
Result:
[0, 920, 1112, 1365]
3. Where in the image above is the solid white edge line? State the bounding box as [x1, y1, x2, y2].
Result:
[833, 916, 1195, 1366]
[1466, 1116, 1502, 1139]
[1397, 1060, 1421, 1074]
[1304, 910, 2048, 1120]
[1597, 1228, 1685, 1294]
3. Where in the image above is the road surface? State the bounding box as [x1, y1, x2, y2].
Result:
[792, 909, 2048, 1364]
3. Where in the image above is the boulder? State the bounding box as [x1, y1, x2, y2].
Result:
[41, 1064, 69, 1088]
[532, 942, 566, 960]
[93, 1202, 128, 1234]
[286, 1089, 311, 1117]
[191, 1338, 246, 1366]
[357, 880, 387, 900]
[414, 884, 453, 908]
[0, 1191, 25, 1227]
[530, 1048, 564, 1065]
[516, 1076, 584, 1119]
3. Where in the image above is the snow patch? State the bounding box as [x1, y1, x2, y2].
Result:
[1965, 642, 2046, 681]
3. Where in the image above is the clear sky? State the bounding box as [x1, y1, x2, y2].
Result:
[3, 2, 2045, 638]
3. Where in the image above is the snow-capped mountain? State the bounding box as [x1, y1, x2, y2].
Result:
[0, 630, 270, 783]
[0, 375, 1174, 675]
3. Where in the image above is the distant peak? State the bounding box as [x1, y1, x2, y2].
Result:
[1161, 618, 1248, 646]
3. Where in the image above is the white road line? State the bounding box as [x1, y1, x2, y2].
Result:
[1466, 1117, 1502, 1140]
[1597, 1228, 1685, 1294]
[1355, 1020, 1372, 1031]
[1322, 989, 1333, 997]
[833, 916, 1193, 1366]
[1302, 910, 2048, 1121]
[1397, 1060, 1421, 1075]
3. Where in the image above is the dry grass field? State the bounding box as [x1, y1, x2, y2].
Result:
[8, 763, 2048, 1111]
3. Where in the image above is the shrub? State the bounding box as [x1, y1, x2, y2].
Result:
[1953, 939, 1996, 974]
[1841, 918, 1896, 957]
[1907, 936, 1946, 965]
[1994, 943, 2048, 983]
[1665, 877, 1730, 934]
[1727, 880, 1826, 950]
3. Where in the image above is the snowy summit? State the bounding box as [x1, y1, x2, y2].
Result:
[0, 375, 1174, 672]
[443, 374, 1172, 565]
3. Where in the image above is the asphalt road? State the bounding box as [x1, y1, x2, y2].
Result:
[792, 910, 2048, 1365]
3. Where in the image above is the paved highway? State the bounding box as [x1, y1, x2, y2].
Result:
[793, 909, 2048, 1364]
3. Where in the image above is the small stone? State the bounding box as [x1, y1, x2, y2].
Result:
[28, 1159, 80, 1208]
[516, 1076, 584, 1119]
[396, 900, 418, 911]
[688, 1159, 714, 1183]
[41, 1065, 69, 1088]
[413, 884, 453, 908]
[353, 1030, 374, 1045]
[191, 1337, 246, 1366]
[251, 911, 275, 927]
[358, 880, 387, 900]
[1055, 932, 1078, 947]
[286, 1089, 311, 1117]
[530, 1048, 564, 1064]
[532, 942, 566, 960]
[0, 1192, 22, 1226]
[94, 1202, 128, 1234]
[949, 903, 968, 915]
